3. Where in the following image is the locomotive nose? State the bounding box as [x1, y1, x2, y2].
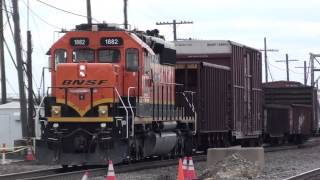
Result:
[74, 135, 88, 152]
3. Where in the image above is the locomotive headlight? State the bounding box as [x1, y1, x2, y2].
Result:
[53, 123, 59, 128]
[98, 106, 108, 117]
[79, 65, 86, 77]
[51, 106, 61, 117]
[100, 123, 106, 128]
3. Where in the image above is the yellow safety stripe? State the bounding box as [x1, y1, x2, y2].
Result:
[48, 117, 113, 122]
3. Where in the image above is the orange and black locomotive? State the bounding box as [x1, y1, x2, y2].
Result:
[35, 24, 196, 165]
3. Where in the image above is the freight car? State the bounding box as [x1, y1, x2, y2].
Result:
[36, 24, 197, 165]
[263, 81, 319, 144]
[175, 61, 231, 149]
[175, 40, 263, 146]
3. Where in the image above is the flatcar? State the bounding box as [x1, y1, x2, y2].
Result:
[36, 24, 196, 165]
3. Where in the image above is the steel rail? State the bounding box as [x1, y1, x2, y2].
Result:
[0, 155, 206, 180]
[284, 168, 320, 180]
[2, 137, 320, 180]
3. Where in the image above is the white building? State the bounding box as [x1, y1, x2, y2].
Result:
[0, 101, 22, 147]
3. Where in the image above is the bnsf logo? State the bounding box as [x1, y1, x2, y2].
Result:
[62, 80, 108, 86]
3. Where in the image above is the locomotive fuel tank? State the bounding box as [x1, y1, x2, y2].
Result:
[143, 131, 178, 156]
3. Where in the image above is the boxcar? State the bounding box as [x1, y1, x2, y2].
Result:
[175, 61, 231, 148]
[264, 104, 312, 144]
[175, 40, 263, 145]
[263, 81, 319, 133]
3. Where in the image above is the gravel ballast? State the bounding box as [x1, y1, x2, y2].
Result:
[2, 145, 320, 179]
[109, 145, 320, 180]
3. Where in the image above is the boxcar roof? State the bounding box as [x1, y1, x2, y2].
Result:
[174, 40, 259, 55]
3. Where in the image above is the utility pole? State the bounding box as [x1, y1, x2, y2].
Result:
[27, 31, 34, 137]
[0, 0, 6, 104]
[259, 37, 278, 82]
[124, 0, 128, 29]
[156, 20, 193, 41]
[310, 53, 320, 87]
[86, 0, 92, 24]
[276, 54, 299, 81]
[304, 61, 307, 85]
[12, 0, 28, 138]
[295, 61, 308, 85]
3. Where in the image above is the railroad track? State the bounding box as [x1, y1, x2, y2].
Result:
[0, 155, 206, 180]
[2, 138, 320, 180]
[285, 168, 320, 180]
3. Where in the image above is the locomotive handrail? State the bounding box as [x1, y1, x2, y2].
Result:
[128, 87, 136, 137]
[35, 96, 46, 139]
[182, 91, 197, 135]
[114, 87, 129, 139]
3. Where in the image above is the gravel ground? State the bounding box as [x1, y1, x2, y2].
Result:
[2, 145, 320, 179]
[0, 161, 59, 175]
[94, 145, 320, 180]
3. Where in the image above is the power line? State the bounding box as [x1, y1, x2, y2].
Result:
[35, 0, 99, 23]
[21, 0, 61, 29]
[275, 54, 299, 81]
[259, 37, 278, 82]
[267, 61, 274, 81]
[156, 20, 193, 41]
[4, 0, 14, 41]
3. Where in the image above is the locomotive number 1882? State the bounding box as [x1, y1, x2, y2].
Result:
[100, 37, 123, 46]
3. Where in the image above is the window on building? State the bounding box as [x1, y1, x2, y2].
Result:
[126, 48, 139, 71]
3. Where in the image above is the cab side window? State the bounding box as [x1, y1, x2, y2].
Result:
[54, 49, 67, 70]
[126, 48, 138, 71]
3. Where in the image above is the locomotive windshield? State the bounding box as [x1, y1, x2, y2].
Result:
[72, 49, 94, 63]
[98, 49, 120, 63]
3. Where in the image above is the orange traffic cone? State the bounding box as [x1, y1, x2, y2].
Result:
[106, 160, 116, 180]
[25, 146, 35, 161]
[177, 158, 185, 180]
[185, 157, 197, 180]
[182, 157, 188, 176]
[81, 171, 90, 180]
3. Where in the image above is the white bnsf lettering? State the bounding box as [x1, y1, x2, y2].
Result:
[62, 80, 108, 86]
[74, 39, 86, 45]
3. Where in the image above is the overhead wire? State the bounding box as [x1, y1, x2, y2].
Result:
[266, 61, 274, 81]
[5, 78, 18, 97]
[21, 0, 61, 30]
[3, 0, 39, 100]
[35, 0, 99, 23]
[4, 0, 14, 41]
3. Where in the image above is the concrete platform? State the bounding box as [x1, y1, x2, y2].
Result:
[207, 147, 264, 169]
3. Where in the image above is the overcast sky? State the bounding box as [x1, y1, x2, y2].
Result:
[3, 0, 320, 97]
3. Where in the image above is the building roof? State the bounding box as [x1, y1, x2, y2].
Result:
[0, 101, 21, 109]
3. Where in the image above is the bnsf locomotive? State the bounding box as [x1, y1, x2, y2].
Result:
[36, 24, 196, 165]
